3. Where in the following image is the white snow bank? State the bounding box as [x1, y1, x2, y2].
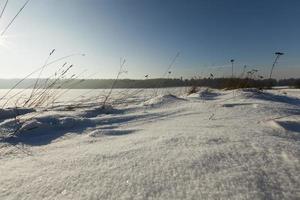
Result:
[143, 94, 185, 107]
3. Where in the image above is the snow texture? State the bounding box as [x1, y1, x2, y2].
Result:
[0, 88, 300, 199]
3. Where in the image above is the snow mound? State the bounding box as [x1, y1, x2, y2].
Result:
[143, 94, 185, 107]
[0, 115, 97, 145]
[267, 119, 300, 133]
[238, 88, 300, 106]
[221, 102, 258, 108]
[0, 107, 35, 120]
[17, 116, 94, 134]
[80, 105, 119, 118]
[188, 88, 220, 100]
[88, 129, 136, 137]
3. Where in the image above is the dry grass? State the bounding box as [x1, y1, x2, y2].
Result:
[187, 85, 199, 95]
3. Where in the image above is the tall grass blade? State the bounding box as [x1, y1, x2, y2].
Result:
[1, 0, 30, 36]
[0, 0, 9, 20]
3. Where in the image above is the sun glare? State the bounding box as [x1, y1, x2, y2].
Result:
[0, 36, 7, 47]
[0, 35, 12, 50]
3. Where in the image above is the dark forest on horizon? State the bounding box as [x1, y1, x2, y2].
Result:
[0, 78, 300, 89]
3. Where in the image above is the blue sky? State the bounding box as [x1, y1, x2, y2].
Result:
[0, 0, 299, 79]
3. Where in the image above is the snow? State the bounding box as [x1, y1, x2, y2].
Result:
[0, 107, 35, 120]
[143, 94, 186, 107]
[0, 88, 300, 199]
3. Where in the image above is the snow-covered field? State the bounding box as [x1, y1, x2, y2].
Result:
[0, 88, 300, 199]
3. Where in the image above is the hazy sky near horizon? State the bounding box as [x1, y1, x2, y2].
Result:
[0, 0, 299, 79]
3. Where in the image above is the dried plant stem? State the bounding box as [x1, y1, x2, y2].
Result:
[1, 0, 30, 36]
[24, 50, 55, 106]
[101, 58, 126, 108]
[0, 54, 84, 107]
[0, 0, 9, 20]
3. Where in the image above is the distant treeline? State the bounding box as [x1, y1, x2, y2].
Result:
[0, 78, 299, 89]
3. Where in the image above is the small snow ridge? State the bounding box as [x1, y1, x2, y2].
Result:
[88, 129, 136, 137]
[267, 120, 285, 130]
[80, 105, 119, 118]
[266, 119, 300, 141]
[267, 119, 300, 133]
[19, 120, 44, 132]
[221, 103, 256, 108]
[0, 107, 35, 120]
[0, 115, 96, 145]
[240, 88, 300, 106]
[277, 121, 300, 133]
[18, 116, 93, 133]
[188, 88, 220, 100]
[143, 94, 185, 107]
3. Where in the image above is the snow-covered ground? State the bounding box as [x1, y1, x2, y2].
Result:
[0, 88, 300, 199]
